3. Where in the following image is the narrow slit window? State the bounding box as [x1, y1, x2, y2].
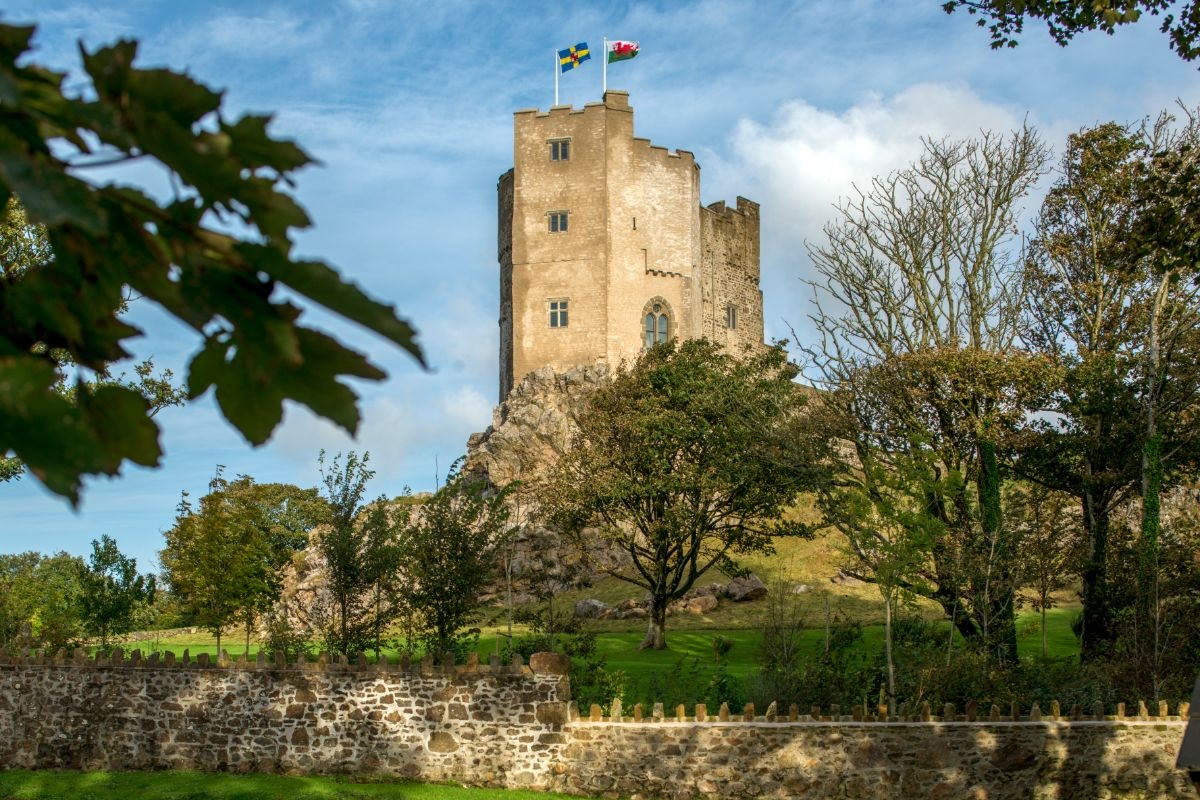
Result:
[725, 304, 738, 329]
[549, 299, 569, 328]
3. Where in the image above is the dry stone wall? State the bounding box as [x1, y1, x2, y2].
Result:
[0, 649, 1193, 798]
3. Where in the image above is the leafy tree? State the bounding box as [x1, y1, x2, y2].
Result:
[1126, 110, 1200, 645]
[819, 422, 940, 711]
[944, 0, 1200, 63]
[396, 466, 508, 657]
[0, 552, 41, 647]
[76, 535, 155, 648]
[162, 472, 279, 654]
[1007, 483, 1083, 658]
[0, 551, 87, 650]
[1019, 112, 1200, 658]
[31, 552, 87, 650]
[806, 128, 1051, 663]
[315, 452, 400, 658]
[544, 339, 825, 650]
[0, 23, 422, 504]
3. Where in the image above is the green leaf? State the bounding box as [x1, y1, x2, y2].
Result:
[240, 243, 424, 364]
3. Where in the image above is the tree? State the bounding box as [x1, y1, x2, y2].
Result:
[0, 551, 87, 650]
[1018, 112, 1200, 658]
[805, 128, 1051, 663]
[76, 535, 155, 648]
[820, 430, 937, 712]
[1125, 109, 1200, 675]
[396, 465, 509, 657]
[1007, 484, 1083, 658]
[0, 23, 423, 504]
[315, 452, 400, 658]
[544, 339, 825, 650]
[944, 0, 1200, 63]
[163, 472, 324, 655]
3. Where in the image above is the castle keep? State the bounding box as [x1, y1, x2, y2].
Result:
[496, 90, 763, 400]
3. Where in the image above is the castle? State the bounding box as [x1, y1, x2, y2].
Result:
[496, 90, 764, 400]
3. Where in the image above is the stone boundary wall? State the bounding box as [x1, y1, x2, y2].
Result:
[0, 648, 572, 788]
[0, 650, 1192, 798]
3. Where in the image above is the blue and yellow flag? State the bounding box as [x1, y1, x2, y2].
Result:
[558, 42, 591, 73]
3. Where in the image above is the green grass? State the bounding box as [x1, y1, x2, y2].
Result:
[117, 606, 1081, 678]
[0, 770, 580, 800]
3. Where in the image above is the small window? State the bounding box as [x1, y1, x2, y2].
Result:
[550, 139, 570, 161]
[548, 211, 568, 233]
[725, 304, 738, 329]
[549, 299, 569, 328]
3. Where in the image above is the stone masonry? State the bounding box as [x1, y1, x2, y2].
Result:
[497, 90, 764, 401]
[0, 649, 1194, 798]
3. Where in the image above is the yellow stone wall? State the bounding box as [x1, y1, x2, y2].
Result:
[498, 91, 763, 400]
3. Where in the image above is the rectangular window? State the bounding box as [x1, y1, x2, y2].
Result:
[549, 299, 569, 328]
[550, 139, 570, 161]
[548, 211, 568, 233]
[725, 304, 738, 329]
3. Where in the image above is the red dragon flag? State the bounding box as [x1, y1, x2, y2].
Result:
[607, 40, 639, 63]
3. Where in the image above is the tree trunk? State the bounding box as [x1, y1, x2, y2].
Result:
[244, 617, 251, 657]
[1040, 597, 1048, 659]
[1080, 490, 1112, 660]
[640, 600, 667, 650]
[884, 593, 896, 716]
[977, 437, 1018, 664]
[215, 628, 221, 657]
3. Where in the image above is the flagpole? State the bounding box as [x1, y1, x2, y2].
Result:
[602, 37, 607, 96]
[554, 48, 558, 105]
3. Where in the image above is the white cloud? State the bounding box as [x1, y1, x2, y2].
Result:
[702, 82, 1029, 348]
[713, 83, 1025, 251]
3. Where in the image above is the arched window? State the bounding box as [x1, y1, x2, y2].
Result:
[643, 298, 671, 348]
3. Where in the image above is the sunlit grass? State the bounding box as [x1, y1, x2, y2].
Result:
[0, 770, 582, 800]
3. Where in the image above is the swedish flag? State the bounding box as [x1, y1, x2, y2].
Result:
[558, 42, 591, 73]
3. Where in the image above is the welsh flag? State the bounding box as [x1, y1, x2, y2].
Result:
[607, 40, 639, 63]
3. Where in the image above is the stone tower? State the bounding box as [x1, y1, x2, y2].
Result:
[496, 90, 763, 401]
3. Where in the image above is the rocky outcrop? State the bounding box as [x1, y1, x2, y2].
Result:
[465, 363, 610, 487]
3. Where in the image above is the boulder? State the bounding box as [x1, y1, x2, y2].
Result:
[791, 583, 811, 594]
[683, 594, 719, 615]
[726, 574, 768, 602]
[574, 598, 611, 619]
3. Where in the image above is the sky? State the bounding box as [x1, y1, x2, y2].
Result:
[2, 0, 1198, 571]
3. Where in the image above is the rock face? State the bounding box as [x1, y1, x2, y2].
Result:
[465, 363, 609, 488]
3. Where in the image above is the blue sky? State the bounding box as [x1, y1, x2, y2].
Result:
[3, 0, 1198, 570]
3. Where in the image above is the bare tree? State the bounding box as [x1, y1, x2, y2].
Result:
[805, 128, 1051, 663]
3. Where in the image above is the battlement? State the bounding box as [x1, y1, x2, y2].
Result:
[703, 195, 760, 220]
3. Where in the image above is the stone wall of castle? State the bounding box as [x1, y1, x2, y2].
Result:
[699, 196, 764, 354]
[0, 650, 1192, 798]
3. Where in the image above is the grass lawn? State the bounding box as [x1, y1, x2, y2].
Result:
[0, 770, 581, 800]
[114, 607, 1081, 680]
